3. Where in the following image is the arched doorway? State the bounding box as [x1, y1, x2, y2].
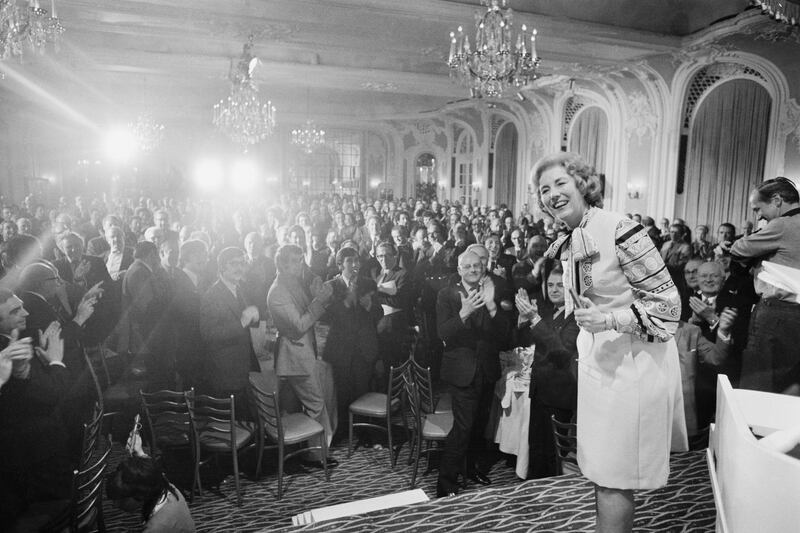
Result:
[568, 105, 608, 174]
[678, 78, 771, 230]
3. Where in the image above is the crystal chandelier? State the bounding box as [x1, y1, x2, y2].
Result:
[292, 120, 325, 154]
[128, 113, 165, 152]
[1, 0, 64, 62]
[751, 0, 799, 25]
[447, 0, 540, 98]
[213, 36, 276, 150]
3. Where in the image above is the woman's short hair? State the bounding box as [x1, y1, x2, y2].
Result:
[532, 152, 604, 210]
[754, 177, 799, 204]
[106, 455, 174, 521]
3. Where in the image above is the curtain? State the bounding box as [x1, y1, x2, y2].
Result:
[682, 79, 771, 232]
[568, 106, 607, 173]
[494, 122, 518, 208]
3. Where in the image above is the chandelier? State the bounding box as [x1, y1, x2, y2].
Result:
[292, 120, 325, 154]
[213, 36, 276, 150]
[447, 0, 540, 98]
[291, 89, 325, 154]
[0, 0, 64, 62]
[128, 113, 165, 152]
[751, 0, 799, 25]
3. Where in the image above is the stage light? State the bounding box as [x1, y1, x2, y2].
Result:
[104, 128, 137, 163]
[193, 158, 224, 193]
[231, 159, 259, 194]
[370, 178, 381, 189]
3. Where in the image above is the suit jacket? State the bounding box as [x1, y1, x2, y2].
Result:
[54, 254, 112, 292]
[0, 335, 70, 469]
[436, 278, 509, 387]
[267, 273, 327, 377]
[199, 280, 259, 392]
[172, 269, 205, 385]
[120, 259, 165, 355]
[516, 309, 579, 411]
[101, 248, 135, 276]
[323, 275, 382, 365]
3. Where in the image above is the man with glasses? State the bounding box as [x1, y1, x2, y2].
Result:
[200, 247, 262, 414]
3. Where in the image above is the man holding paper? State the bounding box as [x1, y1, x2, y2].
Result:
[729, 177, 800, 394]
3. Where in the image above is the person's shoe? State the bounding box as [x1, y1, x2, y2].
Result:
[301, 457, 339, 469]
[468, 471, 492, 486]
[436, 485, 457, 498]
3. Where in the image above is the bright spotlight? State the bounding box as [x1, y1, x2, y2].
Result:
[369, 178, 381, 189]
[194, 158, 224, 193]
[231, 160, 259, 194]
[104, 128, 137, 163]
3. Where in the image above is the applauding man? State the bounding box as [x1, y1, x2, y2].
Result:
[436, 250, 509, 496]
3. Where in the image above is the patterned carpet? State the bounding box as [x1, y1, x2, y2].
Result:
[103, 441, 715, 533]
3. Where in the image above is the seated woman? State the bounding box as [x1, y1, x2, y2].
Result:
[514, 266, 579, 479]
[107, 434, 195, 533]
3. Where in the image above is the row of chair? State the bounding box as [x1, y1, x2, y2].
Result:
[138, 373, 331, 506]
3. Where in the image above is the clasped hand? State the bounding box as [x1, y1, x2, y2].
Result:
[573, 297, 608, 333]
[514, 289, 538, 322]
[688, 296, 717, 324]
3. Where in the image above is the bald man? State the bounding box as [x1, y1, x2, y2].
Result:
[435, 250, 510, 497]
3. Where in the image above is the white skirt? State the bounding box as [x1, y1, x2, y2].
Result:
[576, 328, 688, 489]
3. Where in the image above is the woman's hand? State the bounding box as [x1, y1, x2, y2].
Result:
[574, 297, 609, 333]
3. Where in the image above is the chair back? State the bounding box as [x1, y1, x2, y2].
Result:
[249, 375, 283, 444]
[387, 360, 411, 416]
[71, 435, 112, 532]
[140, 388, 194, 456]
[83, 349, 106, 411]
[187, 393, 237, 449]
[550, 414, 579, 475]
[407, 359, 435, 414]
[79, 402, 104, 469]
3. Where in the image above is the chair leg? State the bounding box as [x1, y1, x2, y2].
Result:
[193, 445, 203, 498]
[388, 415, 395, 469]
[348, 411, 354, 458]
[233, 448, 242, 507]
[277, 442, 284, 500]
[255, 432, 264, 480]
[321, 430, 330, 482]
[410, 433, 421, 488]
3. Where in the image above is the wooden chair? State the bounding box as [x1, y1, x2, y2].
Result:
[187, 393, 255, 506]
[348, 360, 411, 469]
[15, 435, 112, 533]
[78, 402, 104, 470]
[249, 374, 330, 499]
[550, 414, 580, 475]
[405, 366, 454, 488]
[139, 388, 196, 500]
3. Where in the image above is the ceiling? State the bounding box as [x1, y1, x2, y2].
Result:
[0, 0, 754, 154]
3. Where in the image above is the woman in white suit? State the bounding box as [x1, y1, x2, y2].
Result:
[534, 152, 687, 533]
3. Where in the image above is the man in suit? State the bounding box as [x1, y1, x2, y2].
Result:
[54, 231, 116, 345]
[0, 288, 70, 525]
[121, 241, 172, 390]
[267, 244, 335, 467]
[324, 247, 382, 437]
[86, 214, 123, 257]
[372, 241, 413, 376]
[200, 247, 261, 414]
[436, 250, 509, 496]
[101, 225, 134, 281]
[173, 239, 210, 389]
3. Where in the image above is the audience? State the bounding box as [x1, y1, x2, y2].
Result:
[0, 178, 798, 529]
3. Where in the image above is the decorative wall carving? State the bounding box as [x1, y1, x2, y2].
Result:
[625, 91, 657, 144]
[779, 98, 800, 151]
[668, 44, 738, 68]
[741, 21, 800, 44]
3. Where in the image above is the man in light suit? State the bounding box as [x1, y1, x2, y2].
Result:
[200, 247, 261, 416]
[267, 244, 335, 467]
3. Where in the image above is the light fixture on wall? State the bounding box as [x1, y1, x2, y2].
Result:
[213, 35, 276, 150]
[0, 0, 64, 62]
[751, 0, 799, 26]
[627, 182, 642, 199]
[447, 0, 540, 98]
[291, 88, 325, 154]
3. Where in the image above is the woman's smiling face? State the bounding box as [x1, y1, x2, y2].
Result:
[538, 165, 589, 229]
